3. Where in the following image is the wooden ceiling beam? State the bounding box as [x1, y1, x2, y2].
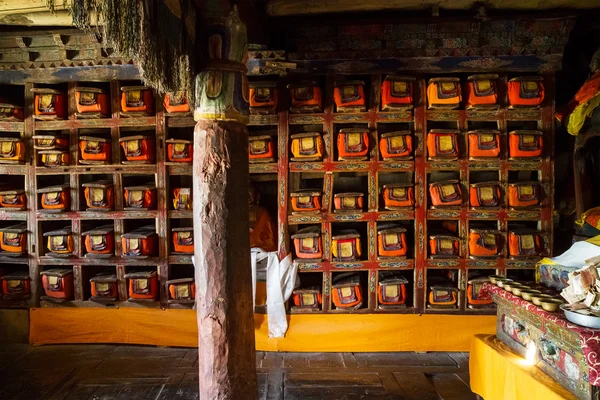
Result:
[267, 0, 600, 16]
[0, 11, 73, 26]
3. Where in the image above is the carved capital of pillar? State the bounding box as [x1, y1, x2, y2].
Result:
[194, 6, 249, 125]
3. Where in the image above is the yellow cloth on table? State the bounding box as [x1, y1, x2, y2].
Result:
[470, 334, 577, 400]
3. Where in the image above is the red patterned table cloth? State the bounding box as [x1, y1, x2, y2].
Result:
[483, 282, 600, 386]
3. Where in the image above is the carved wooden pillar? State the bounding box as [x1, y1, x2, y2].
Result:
[193, 7, 257, 399]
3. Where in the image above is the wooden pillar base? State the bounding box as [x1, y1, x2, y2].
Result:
[193, 120, 257, 399]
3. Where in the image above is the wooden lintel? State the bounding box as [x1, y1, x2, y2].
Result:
[0, 64, 141, 85]
[267, 0, 600, 16]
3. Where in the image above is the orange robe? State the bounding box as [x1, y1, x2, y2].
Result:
[556, 70, 600, 135]
[249, 205, 277, 252]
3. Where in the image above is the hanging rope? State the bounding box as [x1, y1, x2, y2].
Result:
[71, 0, 196, 105]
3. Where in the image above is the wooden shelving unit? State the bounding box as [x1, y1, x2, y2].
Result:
[250, 73, 554, 315]
[0, 71, 554, 317]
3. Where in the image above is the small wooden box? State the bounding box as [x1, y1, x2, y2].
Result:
[337, 128, 369, 161]
[79, 136, 111, 164]
[41, 269, 73, 300]
[427, 77, 461, 109]
[508, 229, 542, 258]
[120, 86, 154, 117]
[467, 277, 493, 308]
[290, 132, 324, 162]
[333, 192, 364, 213]
[0, 189, 26, 210]
[468, 130, 501, 159]
[0, 103, 23, 121]
[379, 131, 413, 160]
[82, 181, 114, 211]
[249, 135, 275, 163]
[292, 288, 322, 310]
[429, 235, 460, 258]
[121, 226, 157, 257]
[166, 139, 193, 163]
[381, 75, 415, 111]
[119, 135, 155, 164]
[469, 182, 502, 208]
[332, 273, 363, 309]
[429, 181, 462, 208]
[123, 185, 156, 210]
[427, 129, 459, 160]
[290, 190, 321, 213]
[31, 88, 66, 120]
[508, 76, 544, 108]
[292, 226, 322, 261]
[44, 228, 74, 257]
[378, 271, 409, 309]
[249, 82, 277, 115]
[167, 278, 195, 301]
[377, 225, 407, 258]
[39, 150, 70, 167]
[507, 182, 540, 208]
[334, 80, 366, 113]
[38, 184, 70, 212]
[33, 134, 68, 150]
[75, 87, 109, 118]
[90, 273, 118, 302]
[0, 137, 25, 164]
[509, 130, 543, 159]
[466, 74, 499, 109]
[1, 271, 30, 300]
[125, 270, 158, 300]
[163, 91, 190, 114]
[331, 230, 361, 262]
[172, 227, 194, 254]
[173, 188, 192, 210]
[428, 285, 458, 309]
[288, 82, 322, 114]
[468, 229, 501, 258]
[0, 223, 27, 256]
[382, 183, 414, 210]
[82, 225, 115, 257]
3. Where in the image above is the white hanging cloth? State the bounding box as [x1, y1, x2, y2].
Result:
[251, 248, 296, 338]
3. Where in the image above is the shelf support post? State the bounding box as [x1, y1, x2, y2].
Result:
[192, 5, 257, 400]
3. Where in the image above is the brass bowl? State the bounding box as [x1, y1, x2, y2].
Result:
[496, 278, 513, 288]
[531, 294, 553, 306]
[541, 299, 563, 313]
[488, 275, 503, 284]
[504, 283, 526, 293]
[520, 290, 541, 301]
[511, 286, 531, 297]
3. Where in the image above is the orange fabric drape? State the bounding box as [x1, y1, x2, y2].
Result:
[30, 308, 496, 352]
[249, 207, 277, 252]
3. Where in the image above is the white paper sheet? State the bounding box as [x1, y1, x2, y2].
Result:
[550, 241, 600, 268]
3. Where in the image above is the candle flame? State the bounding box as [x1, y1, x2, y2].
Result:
[525, 341, 537, 366]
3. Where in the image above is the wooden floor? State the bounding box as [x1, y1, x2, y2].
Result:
[0, 344, 476, 399]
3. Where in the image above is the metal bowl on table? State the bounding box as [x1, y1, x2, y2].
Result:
[540, 299, 563, 312]
[511, 286, 531, 297]
[561, 304, 600, 329]
[496, 278, 513, 288]
[531, 294, 553, 306]
[520, 289, 541, 302]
